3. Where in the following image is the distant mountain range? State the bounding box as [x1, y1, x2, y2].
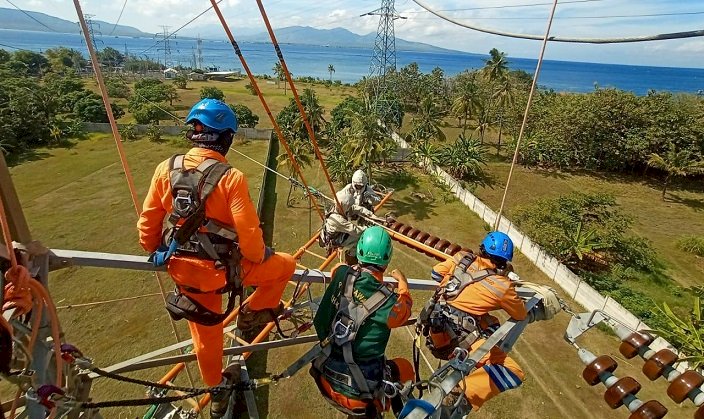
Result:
[0, 7, 153, 37]
[0, 7, 458, 53]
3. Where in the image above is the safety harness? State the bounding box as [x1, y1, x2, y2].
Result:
[156, 154, 243, 326]
[313, 267, 394, 402]
[417, 253, 497, 360]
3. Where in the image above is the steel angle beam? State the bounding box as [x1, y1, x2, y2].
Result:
[107, 335, 318, 374]
[292, 269, 438, 291]
[46, 250, 438, 290]
[48, 249, 163, 272]
[94, 325, 238, 377]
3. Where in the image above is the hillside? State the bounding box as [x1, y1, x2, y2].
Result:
[0, 7, 150, 37]
[237, 25, 458, 53]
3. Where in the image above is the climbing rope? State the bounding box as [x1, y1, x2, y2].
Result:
[209, 0, 327, 221]
[254, 0, 344, 214]
[494, 0, 559, 231]
[72, 0, 204, 407]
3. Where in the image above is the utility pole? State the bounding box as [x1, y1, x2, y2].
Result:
[363, 0, 405, 126]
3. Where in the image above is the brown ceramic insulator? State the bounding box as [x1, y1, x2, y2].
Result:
[628, 400, 668, 419]
[642, 349, 678, 381]
[434, 239, 451, 251]
[666, 370, 704, 403]
[445, 244, 462, 255]
[415, 232, 430, 242]
[582, 355, 618, 386]
[400, 225, 414, 235]
[619, 332, 655, 359]
[604, 376, 642, 409]
[391, 222, 404, 232]
[695, 405, 704, 419]
[425, 236, 440, 247]
[407, 228, 421, 239]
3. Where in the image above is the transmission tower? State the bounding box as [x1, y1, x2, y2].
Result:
[363, 0, 405, 125]
[156, 25, 174, 68]
[81, 14, 102, 52]
[196, 36, 204, 70]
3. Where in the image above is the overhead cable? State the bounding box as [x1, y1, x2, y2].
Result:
[411, 0, 704, 44]
[139, 0, 223, 55]
[109, 0, 129, 35]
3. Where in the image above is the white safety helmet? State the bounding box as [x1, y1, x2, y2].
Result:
[352, 169, 367, 190]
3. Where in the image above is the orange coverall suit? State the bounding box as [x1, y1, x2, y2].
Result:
[138, 147, 296, 386]
[431, 253, 527, 409]
[319, 263, 415, 412]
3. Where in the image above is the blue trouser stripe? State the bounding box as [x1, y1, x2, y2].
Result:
[483, 364, 522, 392]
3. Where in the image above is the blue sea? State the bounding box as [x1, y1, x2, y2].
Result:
[1, 29, 703, 95]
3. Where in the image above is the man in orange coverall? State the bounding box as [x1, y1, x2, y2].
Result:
[422, 231, 527, 414]
[138, 98, 295, 417]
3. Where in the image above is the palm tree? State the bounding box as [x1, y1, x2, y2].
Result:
[481, 48, 509, 82]
[412, 96, 447, 144]
[478, 48, 509, 144]
[293, 88, 327, 141]
[439, 134, 487, 181]
[328, 64, 335, 83]
[647, 147, 704, 199]
[492, 76, 514, 155]
[277, 137, 313, 177]
[273, 61, 287, 94]
[341, 102, 392, 182]
[451, 82, 481, 136]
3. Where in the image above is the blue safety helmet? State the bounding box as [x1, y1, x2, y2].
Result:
[186, 98, 238, 133]
[480, 231, 514, 262]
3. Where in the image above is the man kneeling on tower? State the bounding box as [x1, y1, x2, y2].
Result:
[319, 169, 385, 264]
[311, 226, 414, 418]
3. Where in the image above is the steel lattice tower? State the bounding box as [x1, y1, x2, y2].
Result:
[81, 14, 101, 52]
[364, 0, 405, 125]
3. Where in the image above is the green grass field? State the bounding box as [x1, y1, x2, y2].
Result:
[3, 80, 701, 418]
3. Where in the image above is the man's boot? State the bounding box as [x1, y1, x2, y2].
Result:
[210, 364, 242, 419]
[237, 302, 284, 341]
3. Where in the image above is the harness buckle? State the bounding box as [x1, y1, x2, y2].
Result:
[451, 347, 469, 362]
[382, 380, 400, 398]
[174, 193, 193, 213]
[333, 318, 354, 340]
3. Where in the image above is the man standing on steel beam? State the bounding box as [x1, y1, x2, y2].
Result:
[137, 98, 296, 418]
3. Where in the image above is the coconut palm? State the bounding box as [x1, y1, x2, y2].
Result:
[341, 102, 393, 182]
[328, 64, 335, 82]
[439, 133, 488, 180]
[492, 76, 515, 155]
[451, 82, 481, 136]
[481, 48, 509, 82]
[277, 137, 313, 177]
[647, 147, 704, 199]
[293, 88, 327, 141]
[412, 96, 447, 144]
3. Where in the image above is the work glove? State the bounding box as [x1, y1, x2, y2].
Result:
[149, 240, 178, 267]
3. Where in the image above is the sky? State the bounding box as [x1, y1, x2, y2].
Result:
[19, 0, 704, 68]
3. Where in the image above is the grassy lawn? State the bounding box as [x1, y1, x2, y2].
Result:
[3, 78, 700, 418]
[92, 77, 358, 128]
[2, 134, 269, 416]
[472, 162, 704, 308]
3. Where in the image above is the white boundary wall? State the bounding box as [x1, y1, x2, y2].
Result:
[390, 132, 677, 354]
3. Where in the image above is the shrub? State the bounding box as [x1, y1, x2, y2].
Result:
[145, 123, 162, 143]
[677, 235, 704, 257]
[228, 104, 259, 128]
[200, 86, 225, 100]
[119, 123, 138, 141]
[173, 75, 188, 89]
[513, 192, 658, 272]
[244, 83, 256, 95]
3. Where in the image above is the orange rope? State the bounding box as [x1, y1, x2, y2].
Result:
[209, 0, 326, 221]
[254, 0, 344, 214]
[72, 0, 140, 215]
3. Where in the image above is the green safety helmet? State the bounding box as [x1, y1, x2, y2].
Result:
[356, 226, 393, 266]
